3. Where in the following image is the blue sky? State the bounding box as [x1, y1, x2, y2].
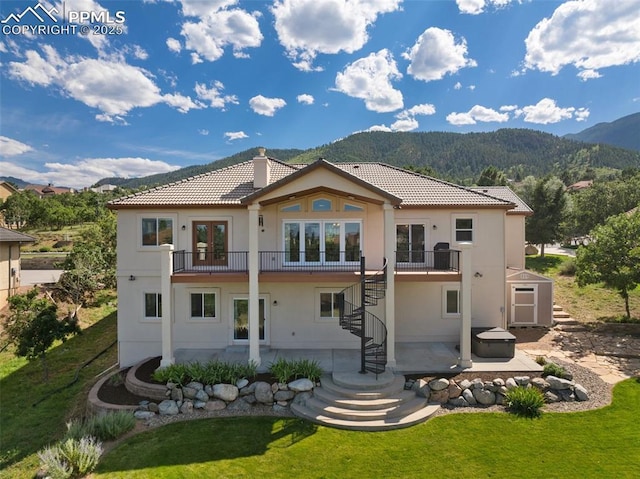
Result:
[0, 0, 639, 189]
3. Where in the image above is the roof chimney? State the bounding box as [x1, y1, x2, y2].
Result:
[253, 147, 270, 189]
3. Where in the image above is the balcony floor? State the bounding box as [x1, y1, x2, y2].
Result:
[174, 342, 542, 375]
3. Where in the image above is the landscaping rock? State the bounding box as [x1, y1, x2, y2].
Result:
[205, 400, 226, 411]
[148, 402, 159, 413]
[134, 410, 155, 420]
[182, 386, 198, 399]
[254, 381, 274, 404]
[292, 391, 312, 406]
[546, 375, 574, 390]
[185, 381, 204, 391]
[459, 379, 472, 390]
[574, 384, 589, 401]
[413, 379, 430, 398]
[447, 381, 462, 399]
[505, 378, 518, 389]
[544, 391, 560, 403]
[195, 389, 210, 402]
[158, 400, 179, 416]
[288, 378, 314, 392]
[429, 389, 449, 404]
[212, 384, 239, 402]
[531, 377, 550, 391]
[449, 396, 468, 407]
[180, 400, 194, 414]
[236, 378, 249, 389]
[462, 389, 477, 405]
[473, 388, 496, 406]
[428, 378, 449, 391]
[194, 401, 207, 409]
[170, 387, 183, 402]
[227, 398, 252, 412]
[514, 376, 530, 386]
[274, 390, 295, 402]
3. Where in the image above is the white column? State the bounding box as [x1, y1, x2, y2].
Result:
[248, 204, 261, 367]
[458, 243, 473, 368]
[160, 244, 175, 368]
[383, 203, 396, 367]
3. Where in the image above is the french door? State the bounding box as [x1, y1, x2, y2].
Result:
[193, 221, 227, 267]
[232, 297, 268, 343]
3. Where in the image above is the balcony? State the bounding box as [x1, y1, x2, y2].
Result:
[395, 250, 460, 272]
[173, 250, 248, 273]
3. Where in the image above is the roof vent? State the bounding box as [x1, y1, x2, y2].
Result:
[253, 147, 270, 189]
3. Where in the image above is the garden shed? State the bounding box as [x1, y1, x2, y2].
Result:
[506, 269, 554, 327]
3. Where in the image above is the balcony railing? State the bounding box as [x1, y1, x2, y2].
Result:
[260, 251, 361, 272]
[395, 249, 460, 272]
[173, 250, 248, 273]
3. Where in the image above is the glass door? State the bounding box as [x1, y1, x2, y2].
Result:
[232, 298, 267, 342]
[193, 221, 227, 267]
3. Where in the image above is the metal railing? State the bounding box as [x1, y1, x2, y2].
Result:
[173, 250, 248, 273]
[259, 251, 361, 272]
[395, 249, 460, 272]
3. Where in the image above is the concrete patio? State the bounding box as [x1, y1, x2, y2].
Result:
[174, 341, 542, 376]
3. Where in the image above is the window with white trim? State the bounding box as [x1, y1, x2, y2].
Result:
[317, 290, 341, 321]
[190, 291, 218, 321]
[453, 215, 475, 243]
[284, 220, 361, 263]
[442, 286, 460, 318]
[396, 224, 426, 263]
[144, 293, 162, 320]
[142, 217, 173, 246]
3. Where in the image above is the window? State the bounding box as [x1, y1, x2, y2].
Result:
[312, 198, 333, 211]
[343, 203, 364, 212]
[455, 217, 473, 243]
[442, 286, 460, 318]
[281, 203, 301, 212]
[144, 293, 162, 320]
[193, 221, 227, 265]
[396, 224, 425, 262]
[318, 290, 341, 321]
[284, 221, 361, 263]
[142, 218, 173, 246]
[190, 292, 217, 320]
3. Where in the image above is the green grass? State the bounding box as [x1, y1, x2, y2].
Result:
[94, 379, 640, 479]
[526, 254, 640, 322]
[0, 291, 117, 479]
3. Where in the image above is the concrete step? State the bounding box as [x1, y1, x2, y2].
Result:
[291, 402, 440, 431]
[321, 374, 405, 399]
[553, 311, 572, 319]
[555, 323, 589, 332]
[553, 317, 579, 326]
[302, 395, 429, 422]
[553, 304, 564, 311]
[313, 386, 417, 410]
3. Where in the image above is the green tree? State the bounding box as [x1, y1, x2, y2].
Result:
[522, 176, 569, 257]
[477, 165, 507, 186]
[576, 211, 640, 319]
[2, 288, 80, 380]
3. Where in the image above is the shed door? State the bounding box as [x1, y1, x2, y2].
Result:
[511, 284, 538, 324]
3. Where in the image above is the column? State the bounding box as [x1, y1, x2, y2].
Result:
[160, 244, 175, 368]
[458, 243, 473, 368]
[383, 203, 396, 367]
[248, 204, 261, 366]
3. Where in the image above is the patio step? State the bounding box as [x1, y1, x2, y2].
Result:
[291, 373, 439, 431]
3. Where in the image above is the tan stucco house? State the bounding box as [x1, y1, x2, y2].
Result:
[0, 227, 36, 310]
[109, 151, 535, 371]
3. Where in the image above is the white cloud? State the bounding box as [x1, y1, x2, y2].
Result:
[513, 98, 589, 124]
[524, 0, 640, 78]
[577, 69, 602, 81]
[195, 81, 239, 109]
[390, 103, 436, 131]
[224, 131, 249, 141]
[190, 53, 203, 64]
[249, 95, 287, 116]
[0, 136, 34, 157]
[178, 1, 263, 62]
[390, 117, 419, 132]
[403, 27, 477, 82]
[365, 124, 393, 132]
[0, 157, 180, 189]
[297, 94, 314, 105]
[446, 105, 509, 125]
[454, 81, 462, 90]
[198, 129, 209, 136]
[7, 45, 230, 121]
[334, 49, 403, 113]
[456, 0, 518, 15]
[132, 45, 148, 60]
[166, 38, 182, 53]
[271, 0, 401, 71]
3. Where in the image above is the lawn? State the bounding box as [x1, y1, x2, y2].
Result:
[93, 379, 640, 479]
[0, 291, 117, 479]
[525, 254, 640, 322]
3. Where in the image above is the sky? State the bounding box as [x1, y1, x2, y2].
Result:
[0, 0, 639, 189]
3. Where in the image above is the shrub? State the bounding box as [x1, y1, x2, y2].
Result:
[152, 360, 258, 386]
[542, 362, 567, 379]
[295, 359, 323, 383]
[65, 411, 135, 442]
[559, 257, 576, 276]
[152, 363, 188, 385]
[504, 386, 545, 418]
[269, 358, 323, 383]
[39, 246, 52, 252]
[535, 356, 547, 366]
[38, 436, 103, 479]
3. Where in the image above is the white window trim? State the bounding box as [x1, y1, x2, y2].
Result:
[395, 222, 428, 264]
[442, 284, 461, 319]
[282, 219, 362, 265]
[315, 288, 342, 322]
[229, 294, 269, 344]
[452, 214, 477, 245]
[143, 292, 162, 322]
[137, 213, 177, 250]
[187, 288, 220, 322]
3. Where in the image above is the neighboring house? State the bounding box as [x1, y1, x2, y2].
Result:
[24, 184, 75, 197]
[109, 151, 535, 370]
[0, 227, 36, 310]
[566, 180, 593, 192]
[0, 181, 19, 227]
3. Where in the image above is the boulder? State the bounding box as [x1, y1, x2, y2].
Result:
[531, 377, 550, 391]
[212, 383, 239, 402]
[194, 401, 207, 409]
[236, 378, 249, 389]
[134, 410, 155, 420]
[158, 400, 179, 416]
[546, 375, 574, 390]
[180, 400, 194, 414]
[204, 400, 227, 411]
[292, 391, 312, 406]
[505, 378, 518, 390]
[458, 379, 472, 390]
[514, 376, 530, 387]
[227, 398, 252, 412]
[274, 390, 295, 402]
[447, 382, 463, 399]
[574, 384, 589, 401]
[195, 389, 210, 402]
[254, 381, 274, 404]
[462, 389, 477, 405]
[544, 391, 560, 403]
[428, 378, 449, 391]
[429, 389, 449, 404]
[185, 381, 204, 391]
[448, 396, 469, 407]
[148, 402, 159, 413]
[170, 387, 183, 402]
[412, 379, 431, 398]
[473, 388, 496, 406]
[182, 386, 198, 400]
[288, 378, 314, 392]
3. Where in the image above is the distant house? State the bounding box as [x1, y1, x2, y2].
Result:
[90, 184, 118, 194]
[0, 227, 36, 310]
[108, 151, 538, 371]
[24, 184, 75, 198]
[0, 182, 19, 227]
[566, 180, 593, 192]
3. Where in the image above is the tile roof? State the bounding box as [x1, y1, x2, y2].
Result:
[0, 227, 36, 243]
[109, 158, 514, 210]
[470, 186, 533, 215]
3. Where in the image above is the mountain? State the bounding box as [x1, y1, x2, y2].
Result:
[105, 128, 640, 189]
[0, 176, 29, 189]
[564, 112, 640, 151]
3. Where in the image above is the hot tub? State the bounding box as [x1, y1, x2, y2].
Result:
[472, 327, 516, 358]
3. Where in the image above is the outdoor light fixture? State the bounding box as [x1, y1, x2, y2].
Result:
[432, 224, 437, 230]
[258, 215, 264, 227]
[474, 272, 483, 278]
[129, 275, 136, 281]
[181, 225, 186, 230]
